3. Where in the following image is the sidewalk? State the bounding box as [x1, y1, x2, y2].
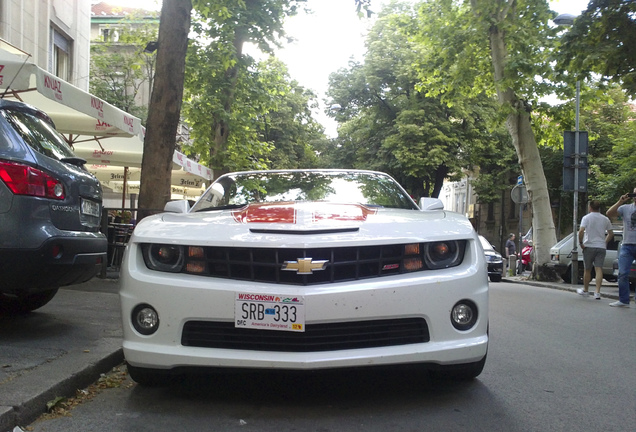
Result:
[0, 272, 625, 432]
[504, 271, 621, 300]
[0, 274, 124, 432]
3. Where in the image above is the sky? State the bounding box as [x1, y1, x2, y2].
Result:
[102, 0, 593, 136]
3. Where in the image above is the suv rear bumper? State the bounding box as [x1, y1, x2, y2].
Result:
[0, 234, 107, 295]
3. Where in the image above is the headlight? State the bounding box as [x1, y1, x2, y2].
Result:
[142, 244, 185, 272]
[423, 241, 464, 269]
[399, 241, 465, 272]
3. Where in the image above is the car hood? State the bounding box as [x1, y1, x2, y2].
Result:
[132, 202, 476, 248]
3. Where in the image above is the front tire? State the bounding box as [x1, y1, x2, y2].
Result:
[489, 274, 502, 283]
[0, 288, 59, 314]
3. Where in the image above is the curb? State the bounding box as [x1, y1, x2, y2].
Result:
[0, 338, 123, 432]
[503, 276, 620, 300]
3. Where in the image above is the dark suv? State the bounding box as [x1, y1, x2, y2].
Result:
[0, 100, 106, 313]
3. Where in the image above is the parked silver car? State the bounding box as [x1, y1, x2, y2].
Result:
[547, 229, 622, 283]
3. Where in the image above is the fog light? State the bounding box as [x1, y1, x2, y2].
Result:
[451, 300, 478, 331]
[132, 304, 159, 335]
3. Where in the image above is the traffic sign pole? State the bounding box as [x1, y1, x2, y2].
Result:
[572, 81, 580, 286]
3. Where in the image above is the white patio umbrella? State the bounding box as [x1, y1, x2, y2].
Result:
[0, 45, 143, 139]
[0, 44, 212, 206]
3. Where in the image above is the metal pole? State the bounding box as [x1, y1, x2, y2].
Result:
[571, 81, 580, 286]
[519, 203, 523, 274]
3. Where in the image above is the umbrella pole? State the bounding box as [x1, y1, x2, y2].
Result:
[121, 166, 128, 209]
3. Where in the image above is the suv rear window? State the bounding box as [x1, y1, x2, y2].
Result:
[1, 110, 75, 161]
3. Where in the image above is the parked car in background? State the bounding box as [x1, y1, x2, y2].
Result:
[548, 229, 622, 283]
[120, 169, 489, 385]
[479, 235, 503, 282]
[0, 100, 106, 313]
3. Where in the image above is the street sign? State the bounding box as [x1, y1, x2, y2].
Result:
[563, 131, 588, 158]
[563, 166, 588, 192]
[511, 185, 528, 204]
[562, 131, 588, 192]
[517, 175, 523, 185]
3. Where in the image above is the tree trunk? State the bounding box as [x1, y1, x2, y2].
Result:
[489, 23, 558, 280]
[138, 0, 192, 220]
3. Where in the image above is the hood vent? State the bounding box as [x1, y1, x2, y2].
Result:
[249, 227, 359, 235]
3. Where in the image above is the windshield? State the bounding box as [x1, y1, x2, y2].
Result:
[191, 171, 418, 212]
[479, 236, 494, 251]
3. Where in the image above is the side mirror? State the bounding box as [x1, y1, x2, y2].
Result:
[419, 197, 444, 211]
[164, 200, 190, 213]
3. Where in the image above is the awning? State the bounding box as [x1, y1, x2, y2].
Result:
[73, 130, 213, 180]
[0, 45, 142, 139]
[0, 42, 212, 204]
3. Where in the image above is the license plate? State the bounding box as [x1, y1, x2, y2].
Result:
[81, 199, 100, 217]
[235, 293, 305, 332]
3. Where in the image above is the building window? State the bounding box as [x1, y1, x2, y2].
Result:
[51, 28, 72, 81]
[100, 26, 120, 42]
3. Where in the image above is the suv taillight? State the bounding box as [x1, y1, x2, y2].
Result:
[0, 160, 65, 200]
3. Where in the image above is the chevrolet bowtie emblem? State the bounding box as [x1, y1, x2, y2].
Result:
[282, 258, 328, 274]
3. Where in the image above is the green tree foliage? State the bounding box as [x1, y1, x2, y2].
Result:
[411, 0, 560, 278]
[89, 11, 159, 123]
[581, 85, 636, 202]
[325, 2, 513, 200]
[183, 54, 324, 172]
[557, 0, 636, 97]
[255, 62, 325, 169]
[536, 82, 636, 235]
[185, 0, 304, 176]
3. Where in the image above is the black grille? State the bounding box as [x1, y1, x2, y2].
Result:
[187, 245, 413, 285]
[181, 318, 430, 352]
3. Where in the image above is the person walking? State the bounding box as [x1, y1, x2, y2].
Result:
[606, 189, 636, 307]
[577, 201, 614, 299]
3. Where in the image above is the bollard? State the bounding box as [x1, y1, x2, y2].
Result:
[508, 255, 517, 276]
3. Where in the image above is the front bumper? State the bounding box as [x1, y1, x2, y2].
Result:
[120, 245, 489, 372]
[487, 262, 503, 276]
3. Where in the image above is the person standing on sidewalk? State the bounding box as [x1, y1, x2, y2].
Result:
[577, 200, 614, 299]
[606, 189, 636, 307]
[505, 233, 516, 275]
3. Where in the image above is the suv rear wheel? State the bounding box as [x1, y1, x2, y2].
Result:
[0, 289, 59, 314]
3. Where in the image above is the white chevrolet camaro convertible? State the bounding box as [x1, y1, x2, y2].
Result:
[119, 169, 489, 385]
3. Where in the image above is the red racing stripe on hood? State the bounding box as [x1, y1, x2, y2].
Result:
[232, 202, 377, 224]
[232, 202, 297, 224]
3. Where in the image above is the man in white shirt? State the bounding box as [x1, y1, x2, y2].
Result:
[577, 200, 614, 299]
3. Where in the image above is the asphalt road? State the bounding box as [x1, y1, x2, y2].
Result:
[6, 280, 634, 432]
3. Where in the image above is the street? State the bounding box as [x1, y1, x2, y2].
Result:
[9, 280, 634, 432]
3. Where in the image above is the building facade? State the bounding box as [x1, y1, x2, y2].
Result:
[0, 0, 91, 90]
[441, 176, 532, 253]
